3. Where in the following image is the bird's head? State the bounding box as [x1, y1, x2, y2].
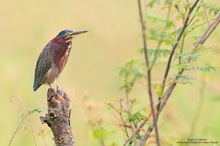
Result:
[57, 30, 88, 40]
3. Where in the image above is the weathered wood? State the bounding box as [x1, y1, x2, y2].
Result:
[40, 86, 74, 146]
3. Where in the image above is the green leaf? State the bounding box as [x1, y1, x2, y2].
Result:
[157, 85, 164, 97]
[209, 7, 220, 16]
[214, 8, 220, 15]
[119, 58, 146, 92]
[148, 28, 176, 45]
[30, 107, 47, 113]
[176, 75, 194, 85]
[148, 49, 171, 57]
[129, 112, 145, 122]
[174, 63, 191, 71]
[185, 21, 206, 36]
[147, 13, 173, 27]
[93, 128, 108, 140]
[189, 66, 216, 72]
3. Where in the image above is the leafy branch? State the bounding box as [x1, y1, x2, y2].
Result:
[121, 1, 219, 146]
[146, 10, 220, 145]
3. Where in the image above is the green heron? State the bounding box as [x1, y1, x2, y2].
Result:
[33, 30, 88, 91]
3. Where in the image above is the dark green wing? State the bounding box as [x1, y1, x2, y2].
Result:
[33, 45, 52, 91]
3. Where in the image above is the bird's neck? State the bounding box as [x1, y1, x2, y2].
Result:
[51, 37, 72, 72]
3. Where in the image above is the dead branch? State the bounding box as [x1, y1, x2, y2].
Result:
[40, 86, 74, 146]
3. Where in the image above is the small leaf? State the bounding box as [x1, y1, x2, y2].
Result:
[93, 128, 108, 140]
[189, 66, 216, 72]
[148, 49, 171, 57]
[119, 58, 146, 92]
[176, 75, 194, 85]
[174, 63, 191, 71]
[129, 112, 145, 122]
[30, 107, 47, 113]
[157, 85, 163, 97]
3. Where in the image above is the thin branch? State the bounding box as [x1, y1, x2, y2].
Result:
[178, 34, 186, 65]
[140, 126, 154, 146]
[9, 112, 32, 146]
[38, 129, 48, 146]
[201, 13, 220, 45]
[140, 10, 220, 142]
[189, 12, 220, 61]
[137, 0, 160, 145]
[124, 78, 136, 143]
[9, 97, 37, 146]
[157, 0, 201, 113]
[201, 0, 209, 24]
[140, 83, 177, 143]
[123, 116, 150, 146]
[187, 1, 202, 27]
[162, 0, 200, 90]
[15, 97, 37, 146]
[134, 1, 219, 144]
[159, 83, 177, 112]
[99, 117, 106, 146]
[189, 77, 206, 138]
[119, 99, 129, 138]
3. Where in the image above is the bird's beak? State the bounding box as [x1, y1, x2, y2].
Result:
[70, 30, 88, 36]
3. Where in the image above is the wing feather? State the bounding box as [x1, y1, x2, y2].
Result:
[33, 45, 52, 91]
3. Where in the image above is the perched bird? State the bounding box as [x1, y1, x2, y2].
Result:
[33, 30, 88, 91]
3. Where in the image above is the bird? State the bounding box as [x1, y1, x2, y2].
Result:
[33, 30, 88, 91]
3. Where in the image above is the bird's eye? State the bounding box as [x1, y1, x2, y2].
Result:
[65, 32, 69, 36]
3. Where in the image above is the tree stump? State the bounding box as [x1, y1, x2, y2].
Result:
[40, 86, 74, 146]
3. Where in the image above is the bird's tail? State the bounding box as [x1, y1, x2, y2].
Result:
[33, 81, 42, 91]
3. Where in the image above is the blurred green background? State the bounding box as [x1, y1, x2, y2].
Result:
[0, 0, 220, 146]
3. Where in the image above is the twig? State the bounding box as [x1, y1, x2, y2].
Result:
[161, 0, 201, 90]
[160, 11, 220, 113]
[15, 97, 37, 146]
[140, 83, 177, 143]
[140, 126, 154, 146]
[8, 112, 32, 146]
[187, 1, 202, 27]
[124, 78, 136, 143]
[119, 99, 129, 138]
[123, 116, 150, 146]
[137, 0, 160, 145]
[201, 0, 209, 24]
[38, 129, 48, 146]
[189, 77, 206, 138]
[189, 12, 220, 62]
[139, 10, 220, 143]
[99, 117, 106, 146]
[8, 96, 37, 146]
[199, 12, 220, 46]
[159, 83, 177, 112]
[178, 34, 186, 65]
[157, 0, 201, 114]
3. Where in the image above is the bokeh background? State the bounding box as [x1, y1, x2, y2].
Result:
[0, 0, 220, 146]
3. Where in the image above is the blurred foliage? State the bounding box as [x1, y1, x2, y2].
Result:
[119, 58, 146, 93]
[0, 0, 219, 146]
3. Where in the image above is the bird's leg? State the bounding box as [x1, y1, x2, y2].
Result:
[49, 84, 53, 89]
